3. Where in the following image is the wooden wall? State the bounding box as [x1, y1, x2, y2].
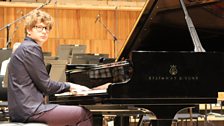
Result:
[0, 2, 142, 58]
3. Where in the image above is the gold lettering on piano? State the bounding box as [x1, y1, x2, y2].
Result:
[148, 64, 199, 81]
[148, 76, 199, 81]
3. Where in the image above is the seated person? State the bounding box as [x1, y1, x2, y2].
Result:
[7, 10, 93, 126]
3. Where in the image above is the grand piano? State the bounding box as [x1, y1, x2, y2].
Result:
[50, 0, 224, 125]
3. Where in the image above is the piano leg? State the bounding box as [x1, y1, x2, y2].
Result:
[150, 119, 174, 126]
[92, 113, 130, 126]
[114, 116, 129, 126]
[93, 114, 103, 126]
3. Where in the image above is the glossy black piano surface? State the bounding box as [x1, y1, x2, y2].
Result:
[50, 0, 224, 125]
[106, 0, 224, 99]
[117, 0, 224, 60]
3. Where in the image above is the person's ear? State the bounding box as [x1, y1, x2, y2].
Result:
[26, 28, 32, 36]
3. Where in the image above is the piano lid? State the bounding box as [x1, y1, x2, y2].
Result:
[116, 0, 224, 61]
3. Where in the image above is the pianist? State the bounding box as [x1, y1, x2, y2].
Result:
[7, 10, 93, 126]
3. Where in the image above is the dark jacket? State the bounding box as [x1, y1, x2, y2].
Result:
[7, 37, 70, 122]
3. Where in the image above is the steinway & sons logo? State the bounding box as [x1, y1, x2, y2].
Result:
[169, 65, 177, 75]
[148, 65, 199, 81]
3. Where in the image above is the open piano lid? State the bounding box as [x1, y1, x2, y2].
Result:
[108, 0, 224, 99]
[116, 0, 224, 61]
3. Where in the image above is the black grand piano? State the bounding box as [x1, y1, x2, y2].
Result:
[50, 0, 224, 125]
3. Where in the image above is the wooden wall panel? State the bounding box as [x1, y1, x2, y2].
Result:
[0, 8, 4, 38]
[0, 2, 142, 58]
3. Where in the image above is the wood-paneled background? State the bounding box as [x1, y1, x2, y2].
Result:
[0, 2, 143, 58]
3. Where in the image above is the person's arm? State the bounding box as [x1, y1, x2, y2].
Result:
[23, 45, 69, 95]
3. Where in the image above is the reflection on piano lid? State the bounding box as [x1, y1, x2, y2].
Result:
[66, 61, 132, 88]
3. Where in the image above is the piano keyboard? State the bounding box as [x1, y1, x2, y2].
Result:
[55, 89, 107, 96]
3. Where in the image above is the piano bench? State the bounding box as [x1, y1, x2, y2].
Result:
[0, 104, 48, 126]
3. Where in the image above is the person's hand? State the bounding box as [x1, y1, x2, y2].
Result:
[66, 82, 91, 96]
[92, 83, 111, 90]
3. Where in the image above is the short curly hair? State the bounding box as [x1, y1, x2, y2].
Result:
[25, 10, 54, 31]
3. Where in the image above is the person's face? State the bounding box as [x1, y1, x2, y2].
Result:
[27, 22, 51, 45]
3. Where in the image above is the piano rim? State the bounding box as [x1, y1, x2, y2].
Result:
[50, 94, 218, 105]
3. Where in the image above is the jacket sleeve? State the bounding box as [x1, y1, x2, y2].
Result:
[23, 45, 70, 95]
